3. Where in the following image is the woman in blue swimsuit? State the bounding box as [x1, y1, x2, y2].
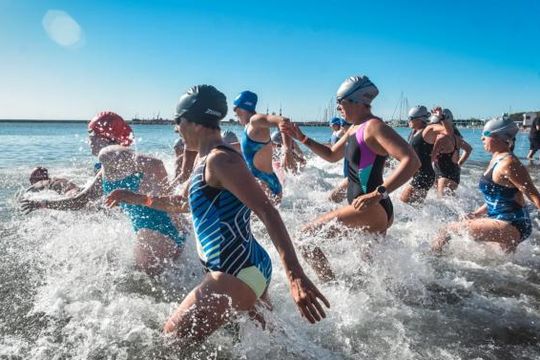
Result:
[107, 85, 329, 342]
[433, 117, 540, 252]
[233, 90, 297, 200]
[100, 145, 185, 275]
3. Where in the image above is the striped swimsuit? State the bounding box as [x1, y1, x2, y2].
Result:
[188, 146, 272, 298]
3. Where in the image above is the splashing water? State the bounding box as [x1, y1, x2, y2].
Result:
[1, 123, 539, 359]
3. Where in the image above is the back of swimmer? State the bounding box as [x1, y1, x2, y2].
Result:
[234, 90, 291, 197]
[100, 145, 185, 275]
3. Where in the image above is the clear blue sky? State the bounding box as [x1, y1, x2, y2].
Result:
[1, 0, 539, 121]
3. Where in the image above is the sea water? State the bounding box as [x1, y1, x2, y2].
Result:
[0, 122, 539, 359]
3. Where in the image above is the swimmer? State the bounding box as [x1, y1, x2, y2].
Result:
[271, 131, 306, 169]
[172, 137, 197, 187]
[329, 117, 342, 145]
[222, 130, 241, 152]
[26, 167, 81, 197]
[233, 90, 296, 200]
[400, 106, 436, 204]
[20, 111, 134, 213]
[23, 112, 185, 276]
[281, 75, 420, 281]
[107, 85, 329, 342]
[429, 108, 472, 196]
[433, 116, 540, 252]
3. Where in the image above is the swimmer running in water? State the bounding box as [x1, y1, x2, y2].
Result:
[433, 117, 540, 252]
[281, 75, 420, 281]
[22, 112, 185, 275]
[429, 108, 472, 196]
[400, 106, 436, 204]
[26, 167, 81, 197]
[107, 85, 329, 342]
[233, 90, 297, 200]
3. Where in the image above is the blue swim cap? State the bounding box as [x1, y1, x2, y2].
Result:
[339, 119, 351, 127]
[233, 91, 258, 112]
[330, 117, 342, 126]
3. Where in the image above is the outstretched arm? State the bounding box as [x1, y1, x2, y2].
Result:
[208, 149, 330, 323]
[280, 121, 347, 163]
[20, 171, 103, 213]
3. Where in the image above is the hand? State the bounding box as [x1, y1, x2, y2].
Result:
[351, 191, 382, 211]
[279, 122, 305, 141]
[288, 271, 330, 323]
[20, 199, 44, 214]
[105, 189, 139, 208]
[282, 149, 298, 173]
[431, 106, 443, 116]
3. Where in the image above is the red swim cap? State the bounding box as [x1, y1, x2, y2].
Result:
[88, 111, 133, 146]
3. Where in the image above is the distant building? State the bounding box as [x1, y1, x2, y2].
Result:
[523, 112, 537, 127]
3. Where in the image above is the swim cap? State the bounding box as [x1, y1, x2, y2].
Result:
[408, 105, 429, 121]
[175, 85, 227, 128]
[30, 167, 49, 184]
[429, 108, 454, 125]
[222, 130, 239, 144]
[336, 75, 379, 105]
[233, 91, 258, 113]
[88, 111, 133, 146]
[483, 116, 518, 141]
[330, 117, 342, 126]
[271, 131, 282, 145]
[174, 137, 184, 149]
[340, 119, 352, 127]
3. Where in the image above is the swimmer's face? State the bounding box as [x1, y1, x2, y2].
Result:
[331, 124, 340, 131]
[482, 134, 507, 153]
[88, 131, 113, 156]
[177, 118, 198, 151]
[234, 107, 251, 126]
[409, 118, 424, 130]
[337, 99, 367, 124]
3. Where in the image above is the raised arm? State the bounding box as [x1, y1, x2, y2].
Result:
[208, 149, 330, 323]
[280, 121, 347, 163]
[21, 171, 103, 213]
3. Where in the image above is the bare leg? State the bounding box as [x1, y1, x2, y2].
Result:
[328, 178, 348, 203]
[400, 184, 428, 205]
[437, 178, 458, 197]
[433, 218, 521, 252]
[164, 272, 258, 342]
[300, 203, 390, 282]
[134, 230, 182, 276]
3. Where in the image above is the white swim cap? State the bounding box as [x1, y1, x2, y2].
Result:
[336, 75, 379, 105]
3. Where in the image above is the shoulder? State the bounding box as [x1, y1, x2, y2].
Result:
[135, 153, 164, 170]
[207, 147, 243, 168]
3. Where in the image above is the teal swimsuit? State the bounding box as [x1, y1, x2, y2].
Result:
[240, 129, 283, 196]
[102, 172, 185, 247]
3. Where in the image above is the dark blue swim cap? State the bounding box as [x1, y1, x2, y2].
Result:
[330, 117, 342, 126]
[233, 91, 258, 112]
[175, 85, 227, 128]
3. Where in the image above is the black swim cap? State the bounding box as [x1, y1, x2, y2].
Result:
[175, 85, 228, 128]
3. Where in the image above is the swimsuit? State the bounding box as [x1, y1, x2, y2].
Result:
[345, 120, 393, 220]
[409, 129, 435, 190]
[102, 172, 185, 247]
[189, 146, 272, 298]
[434, 134, 461, 184]
[479, 154, 532, 242]
[241, 129, 283, 196]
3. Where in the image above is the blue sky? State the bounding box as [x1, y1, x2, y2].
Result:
[1, 0, 539, 121]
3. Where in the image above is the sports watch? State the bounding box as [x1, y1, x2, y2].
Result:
[376, 185, 389, 200]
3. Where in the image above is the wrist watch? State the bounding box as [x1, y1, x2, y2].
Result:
[376, 185, 389, 200]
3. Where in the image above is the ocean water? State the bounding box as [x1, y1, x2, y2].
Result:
[0, 122, 539, 359]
